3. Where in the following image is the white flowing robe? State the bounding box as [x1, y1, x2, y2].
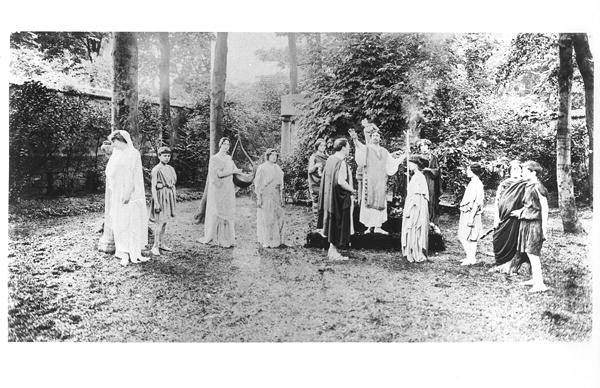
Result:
[355, 142, 402, 228]
[107, 131, 148, 258]
[203, 152, 237, 247]
[255, 162, 285, 247]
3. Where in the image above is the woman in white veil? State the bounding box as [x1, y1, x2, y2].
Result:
[107, 130, 149, 265]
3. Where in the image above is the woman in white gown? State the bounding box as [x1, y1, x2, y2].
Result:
[255, 149, 285, 248]
[200, 137, 242, 247]
[107, 130, 149, 266]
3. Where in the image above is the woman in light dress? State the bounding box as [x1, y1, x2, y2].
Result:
[457, 163, 485, 266]
[255, 149, 285, 248]
[106, 130, 149, 266]
[199, 137, 242, 248]
[401, 156, 430, 263]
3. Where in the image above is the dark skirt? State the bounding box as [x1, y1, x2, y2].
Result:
[493, 217, 520, 265]
[517, 219, 543, 256]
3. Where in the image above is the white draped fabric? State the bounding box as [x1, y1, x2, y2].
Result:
[106, 130, 148, 259]
[355, 143, 402, 228]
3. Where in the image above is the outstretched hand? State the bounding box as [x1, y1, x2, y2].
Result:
[348, 128, 357, 139]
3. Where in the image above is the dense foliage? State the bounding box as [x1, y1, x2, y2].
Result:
[9, 81, 109, 199]
[276, 33, 590, 203]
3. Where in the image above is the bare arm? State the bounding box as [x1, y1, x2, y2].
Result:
[539, 190, 549, 238]
[308, 154, 320, 174]
[151, 167, 159, 210]
[217, 160, 241, 178]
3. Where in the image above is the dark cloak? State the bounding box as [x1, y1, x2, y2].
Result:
[317, 156, 352, 247]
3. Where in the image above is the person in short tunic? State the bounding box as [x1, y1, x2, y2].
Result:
[255, 149, 285, 248]
[417, 139, 441, 225]
[199, 137, 242, 248]
[457, 163, 485, 266]
[317, 138, 356, 261]
[349, 122, 402, 234]
[106, 130, 149, 266]
[307, 139, 328, 230]
[401, 156, 430, 263]
[149, 146, 177, 256]
[510, 161, 549, 292]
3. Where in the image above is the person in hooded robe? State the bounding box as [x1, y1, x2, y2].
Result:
[106, 130, 149, 266]
[488, 159, 529, 273]
[317, 137, 356, 261]
[401, 156, 430, 262]
[255, 148, 286, 248]
[349, 121, 403, 234]
[199, 137, 242, 248]
[417, 139, 441, 225]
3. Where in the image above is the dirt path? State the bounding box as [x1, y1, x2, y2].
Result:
[8, 196, 592, 342]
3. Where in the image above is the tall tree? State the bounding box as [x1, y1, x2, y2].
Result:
[209, 32, 228, 156]
[159, 32, 172, 145]
[196, 33, 228, 223]
[556, 34, 582, 233]
[112, 32, 140, 147]
[288, 33, 298, 94]
[572, 33, 594, 201]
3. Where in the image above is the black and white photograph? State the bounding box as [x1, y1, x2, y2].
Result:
[3, 1, 599, 387]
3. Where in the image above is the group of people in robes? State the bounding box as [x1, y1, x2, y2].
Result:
[312, 121, 549, 292]
[488, 160, 549, 292]
[199, 137, 286, 249]
[100, 124, 549, 292]
[99, 130, 178, 266]
[314, 120, 437, 262]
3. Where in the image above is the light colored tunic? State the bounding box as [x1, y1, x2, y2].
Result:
[255, 162, 285, 247]
[149, 163, 177, 224]
[202, 153, 237, 247]
[458, 176, 485, 241]
[355, 142, 402, 228]
[107, 131, 148, 258]
[402, 169, 430, 262]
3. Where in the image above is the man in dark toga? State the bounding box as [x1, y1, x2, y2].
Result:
[317, 138, 356, 261]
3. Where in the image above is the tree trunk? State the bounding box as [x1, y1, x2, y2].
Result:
[572, 33, 594, 202]
[556, 34, 582, 233]
[197, 32, 228, 223]
[209, 32, 228, 156]
[111, 32, 140, 147]
[159, 32, 172, 146]
[288, 33, 298, 94]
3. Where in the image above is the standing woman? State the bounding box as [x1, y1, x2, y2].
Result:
[199, 137, 242, 248]
[106, 130, 149, 266]
[457, 163, 485, 266]
[401, 156, 430, 263]
[255, 148, 286, 248]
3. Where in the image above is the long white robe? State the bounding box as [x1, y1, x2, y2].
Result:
[202, 152, 237, 247]
[355, 142, 402, 228]
[107, 130, 148, 258]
